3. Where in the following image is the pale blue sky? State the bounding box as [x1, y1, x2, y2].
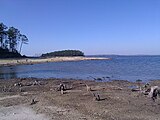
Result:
[0, 0, 160, 56]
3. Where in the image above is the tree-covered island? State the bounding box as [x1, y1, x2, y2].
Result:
[41, 50, 84, 57]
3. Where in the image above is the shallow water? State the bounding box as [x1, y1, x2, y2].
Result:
[0, 55, 160, 82]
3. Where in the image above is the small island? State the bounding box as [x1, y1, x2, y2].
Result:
[0, 23, 110, 66]
[41, 50, 84, 58]
[0, 49, 110, 66]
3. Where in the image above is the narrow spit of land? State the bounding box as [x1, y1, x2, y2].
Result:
[0, 78, 160, 120]
[0, 57, 110, 66]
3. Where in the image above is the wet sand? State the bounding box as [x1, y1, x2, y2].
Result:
[0, 78, 160, 120]
[0, 57, 110, 66]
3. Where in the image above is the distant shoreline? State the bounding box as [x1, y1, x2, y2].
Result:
[0, 56, 111, 67]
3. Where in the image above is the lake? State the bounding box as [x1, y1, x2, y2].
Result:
[0, 55, 160, 82]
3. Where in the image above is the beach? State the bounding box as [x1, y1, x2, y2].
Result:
[0, 57, 110, 66]
[1, 1, 159, 120]
[0, 78, 160, 120]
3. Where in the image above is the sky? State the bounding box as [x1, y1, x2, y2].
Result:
[0, 0, 160, 56]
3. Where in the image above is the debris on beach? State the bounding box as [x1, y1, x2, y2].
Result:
[30, 98, 38, 105]
[56, 83, 66, 94]
[92, 93, 101, 101]
[61, 89, 64, 94]
[148, 86, 160, 102]
[1, 78, 160, 120]
[57, 84, 65, 91]
[85, 84, 92, 92]
[14, 82, 23, 87]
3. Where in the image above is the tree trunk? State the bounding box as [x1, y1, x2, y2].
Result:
[19, 41, 23, 54]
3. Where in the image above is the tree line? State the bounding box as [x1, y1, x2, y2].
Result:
[0, 22, 28, 54]
[42, 50, 84, 57]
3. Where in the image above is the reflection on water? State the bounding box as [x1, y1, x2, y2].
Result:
[0, 67, 17, 79]
[0, 55, 160, 82]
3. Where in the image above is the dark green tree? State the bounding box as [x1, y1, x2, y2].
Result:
[0, 22, 29, 58]
[7, 27, 20, 52]
[0, 23, 7, 49]
[19, 34, 28, 53]
[42, 50, 84, 57]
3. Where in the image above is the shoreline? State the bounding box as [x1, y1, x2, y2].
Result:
[0, 56, 110, 67]
[0, 78, 160, 120]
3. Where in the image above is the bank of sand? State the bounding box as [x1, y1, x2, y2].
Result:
[0, 78, 160, 120]
[0, 57, 110, 66]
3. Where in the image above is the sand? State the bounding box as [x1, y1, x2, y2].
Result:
[0, 78, 160, 120]
[0, 57, 110, 66]
[0, 105, 48, 120]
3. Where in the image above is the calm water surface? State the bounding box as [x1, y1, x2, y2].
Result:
[0, 56, 160, 82]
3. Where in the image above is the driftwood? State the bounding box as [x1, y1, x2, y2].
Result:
[32, 80, 40, 86]
[30, 98, 38, 105]
[85, 84, 91, 92]
[131, 83, 150, 93]
[148, 86, 160, 102]
[57, 84, 65, 91]
[61, 89, 64, 94]
[14, 80, 44, 88]
[131, 88, 141, 92]
[56, 84, 66, 94]
[93, 93, 101, 101]
[14, 82, 23, 87]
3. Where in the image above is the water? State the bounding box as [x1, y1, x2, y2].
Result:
[0, 55, 160, 82]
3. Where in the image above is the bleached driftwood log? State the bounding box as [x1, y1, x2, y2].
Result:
[148, 86, 160, 101]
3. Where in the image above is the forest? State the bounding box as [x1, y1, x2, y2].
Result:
[0, 22, 28, 58]
[41, 50, 84, 57]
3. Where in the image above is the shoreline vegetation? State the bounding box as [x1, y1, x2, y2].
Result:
[0, 56, 111, 66]
[41, 50, 85, 57]
[0, 23, 28, 57]
[0, 78, 160, 120]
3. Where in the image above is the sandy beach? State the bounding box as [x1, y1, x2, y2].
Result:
[0, 78, 160, 120]
[0, 57, 110, 66]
